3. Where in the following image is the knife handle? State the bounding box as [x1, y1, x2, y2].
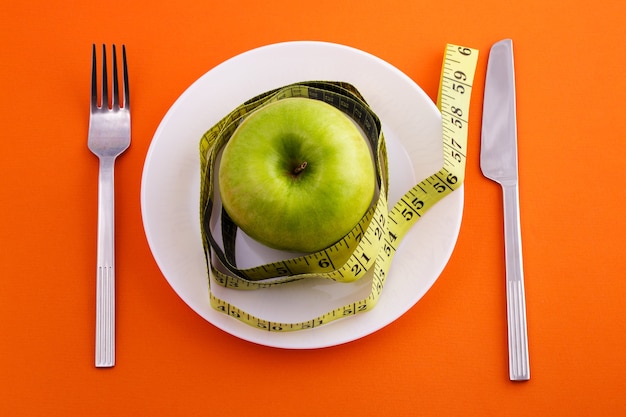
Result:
[502, 183, 530, 381]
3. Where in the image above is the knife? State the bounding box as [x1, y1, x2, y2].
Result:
[481, 39, 530, 381]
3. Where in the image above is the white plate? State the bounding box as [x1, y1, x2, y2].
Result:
[140, 41, 463, 349]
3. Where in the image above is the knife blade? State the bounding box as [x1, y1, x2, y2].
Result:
[481, 39, 530, 381]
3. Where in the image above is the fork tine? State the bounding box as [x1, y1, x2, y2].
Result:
[91, 44, 98, 110]
[101, 44, 108, 109]
[111, 45, 120, 110]
[122, 45, 130, 110]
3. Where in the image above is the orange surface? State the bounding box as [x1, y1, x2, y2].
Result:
[2, 0, 626, 415]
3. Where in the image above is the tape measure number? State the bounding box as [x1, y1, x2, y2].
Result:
[198, 44, 479, 332]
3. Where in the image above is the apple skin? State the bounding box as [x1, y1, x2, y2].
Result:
[218, 97, 375, 253]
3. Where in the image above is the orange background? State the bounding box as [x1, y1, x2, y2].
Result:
[2, 0, 625, 415]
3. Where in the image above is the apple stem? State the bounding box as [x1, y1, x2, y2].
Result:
[293, 161, 308, 176]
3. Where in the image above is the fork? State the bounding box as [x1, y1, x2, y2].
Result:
[88, 44, 130, 368]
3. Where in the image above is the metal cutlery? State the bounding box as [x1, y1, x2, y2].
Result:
[88, 44, 130, 368]
[481, 39, 530, 381]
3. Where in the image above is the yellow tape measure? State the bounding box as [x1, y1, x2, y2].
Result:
[199, 44, 478, 331]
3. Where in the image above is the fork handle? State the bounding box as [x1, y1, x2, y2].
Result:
[95, 157, 116, 367]
[502, 183, 530, 380]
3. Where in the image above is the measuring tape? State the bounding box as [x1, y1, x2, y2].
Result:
[199, 44, 478, 331]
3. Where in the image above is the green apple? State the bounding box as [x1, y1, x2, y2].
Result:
[218, 97, 376, 253]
